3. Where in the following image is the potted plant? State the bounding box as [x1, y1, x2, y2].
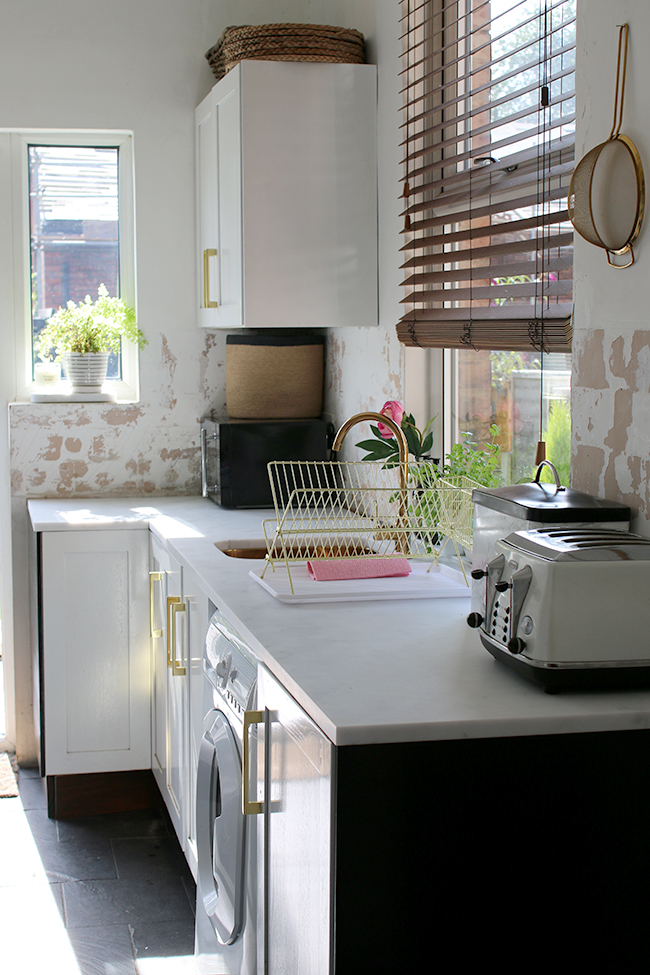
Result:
[37, 284, 147, 393]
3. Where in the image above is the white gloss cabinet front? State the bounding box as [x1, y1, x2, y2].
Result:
[40, 529, 151, 776]
[256, 664, 333, 975]
[196, 60, 378, 330]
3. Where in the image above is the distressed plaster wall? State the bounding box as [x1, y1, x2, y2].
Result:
[572, 1, 650, 531]
[324, 0, 405, 442]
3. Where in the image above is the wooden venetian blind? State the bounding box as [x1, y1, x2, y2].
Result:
[397, 0, 575, 351]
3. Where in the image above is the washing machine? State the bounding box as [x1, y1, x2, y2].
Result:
[195, 611, 258, 975]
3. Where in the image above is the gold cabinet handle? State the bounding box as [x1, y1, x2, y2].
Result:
[203, 248, 218, 308]
[170, 600, 186, 677]
[149, 571, 162, 638]
[243, 709, 264, 815]
[166, 596, 181, 667]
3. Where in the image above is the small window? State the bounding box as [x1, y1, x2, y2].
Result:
[29, 145, 122, 379]
[4, 130, 137, 402]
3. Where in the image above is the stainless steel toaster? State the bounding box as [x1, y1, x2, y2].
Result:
[467, 527, 650, 692]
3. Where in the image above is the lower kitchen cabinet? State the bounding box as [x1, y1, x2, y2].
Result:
[256, 665, 333, 975]
[253, 675, 650, 971]
[39, 529, 151, 776]
[149, 533, 209, 879]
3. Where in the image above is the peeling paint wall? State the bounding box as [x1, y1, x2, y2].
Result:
[323, 0, 405, 445]
[572, 1, 650, 533]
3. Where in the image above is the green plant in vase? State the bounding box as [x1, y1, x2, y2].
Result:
[38, 284, 147, 393]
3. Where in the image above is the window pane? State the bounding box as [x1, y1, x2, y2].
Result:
[454, 349, 571, 485]
[29, 145, 121, 379]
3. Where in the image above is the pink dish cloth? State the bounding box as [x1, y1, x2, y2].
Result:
[306, 556, 412, 582]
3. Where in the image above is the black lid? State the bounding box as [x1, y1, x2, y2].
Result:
[226, 332, 324, 346]
[472, 482, 631, 523]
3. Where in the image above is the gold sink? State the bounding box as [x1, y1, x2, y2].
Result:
[215, 539, 373, 560]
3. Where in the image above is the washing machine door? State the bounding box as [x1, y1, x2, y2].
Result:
[196, 709, 245, 945]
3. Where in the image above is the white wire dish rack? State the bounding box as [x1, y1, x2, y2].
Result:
[258, 459, 478, 595]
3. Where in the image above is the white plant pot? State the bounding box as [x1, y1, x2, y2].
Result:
[62, 352, 110, 393]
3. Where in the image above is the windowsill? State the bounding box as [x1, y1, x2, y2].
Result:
[14, 379, 139, 404]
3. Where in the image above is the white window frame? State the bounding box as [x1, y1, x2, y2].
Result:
[2, 129, 139, 403]
[404, 345, 456, 463]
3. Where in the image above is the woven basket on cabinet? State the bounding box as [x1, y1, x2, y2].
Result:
[205, 23, 366, 82]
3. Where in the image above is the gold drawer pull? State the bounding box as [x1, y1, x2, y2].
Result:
[149, 571, 162, 638]
[203, 248, 218, 308]
[243, 710, 264, 815]
[170, 600, 186, 677]
[166, 596, 181, 667]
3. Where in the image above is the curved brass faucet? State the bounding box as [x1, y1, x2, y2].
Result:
[332, 411, 410, 553]
[331, 411, 409, 489]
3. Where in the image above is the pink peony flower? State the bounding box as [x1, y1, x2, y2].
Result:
[377, 400, 405, 439]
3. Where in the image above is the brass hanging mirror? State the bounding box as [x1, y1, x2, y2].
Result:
[568, 24, 645, 268]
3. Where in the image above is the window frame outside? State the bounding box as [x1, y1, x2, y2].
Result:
[3, 129, 138, 403]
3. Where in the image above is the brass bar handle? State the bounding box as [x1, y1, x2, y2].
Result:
[166, 596, 181, 668]
[242, 709, 264, 815]
[170, 601, 186, 676]
[203, 248, 218, 308]
[149, 571, 162, 638]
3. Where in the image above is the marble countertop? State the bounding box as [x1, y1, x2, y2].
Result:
[27, 496, 650, 747]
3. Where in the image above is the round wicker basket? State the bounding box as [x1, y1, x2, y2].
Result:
[206, 23, 365, 82]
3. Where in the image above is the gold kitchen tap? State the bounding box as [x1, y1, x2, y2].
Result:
[331, 411, 409, 490]
[331, 412, 409, 552]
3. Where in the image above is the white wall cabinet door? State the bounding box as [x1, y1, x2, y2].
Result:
[41, 529, 150, 776]
[195, 60, 378, 330]
[257, 664, 333, 975]
[196, 67, 242, 330]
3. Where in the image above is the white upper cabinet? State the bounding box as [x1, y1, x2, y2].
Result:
[195, 60, 378, 329]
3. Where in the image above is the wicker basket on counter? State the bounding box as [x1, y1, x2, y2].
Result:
[205, 23, 366, 82]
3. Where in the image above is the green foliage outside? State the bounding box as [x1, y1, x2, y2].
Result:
[540, 399, 571, 486]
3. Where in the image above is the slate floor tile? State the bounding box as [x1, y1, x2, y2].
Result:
[23, 806, 60, 844]
[0, 882, 73, 975]
[0, 802, 37, 880]
[130, 920, 196, 974]
[112, 835, 189, 881]
[63, 875, 195, 929]
[57, 809, 171, 843]
[20, 808, 117, 883]
[67, 923, 138, 975]
[16, 769, 48, 810]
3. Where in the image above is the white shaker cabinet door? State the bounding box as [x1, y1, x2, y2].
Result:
[257, 664, 333, 975]
[181, 564, 212, 881]
[196, 60, 378, 330]
[196, 68, 243, 330]
[149, 534, 186, 846]
[41, 529, 150, 776]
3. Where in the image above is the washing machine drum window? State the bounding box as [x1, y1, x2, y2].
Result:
[197, 709, 245, 945]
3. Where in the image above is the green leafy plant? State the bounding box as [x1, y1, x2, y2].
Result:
[408, 428, 503, 553]
[38, 284, 147, 360]
[355, 400, 435, 465]
[439, 425, 502, 487]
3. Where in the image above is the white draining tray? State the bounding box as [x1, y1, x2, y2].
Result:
[249, 561, 470, 603]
